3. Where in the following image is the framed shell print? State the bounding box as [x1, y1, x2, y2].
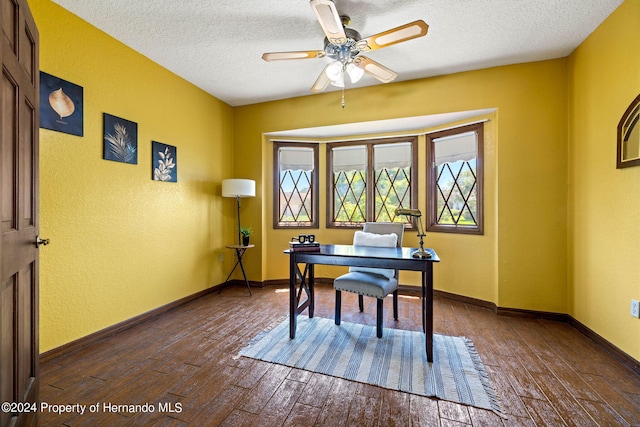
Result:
[39, 72, 84, 136]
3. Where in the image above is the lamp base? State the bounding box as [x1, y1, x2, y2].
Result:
[411, 248, 432, 259]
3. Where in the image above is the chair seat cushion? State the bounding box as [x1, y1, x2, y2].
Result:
[334, 271, 398, 299]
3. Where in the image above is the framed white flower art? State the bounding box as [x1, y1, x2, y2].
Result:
[152, 141, 177, 182]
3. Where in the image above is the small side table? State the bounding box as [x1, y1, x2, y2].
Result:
[219, 244, 254, 296]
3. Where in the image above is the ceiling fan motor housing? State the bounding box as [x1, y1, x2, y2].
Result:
[324, 27, 361, 62]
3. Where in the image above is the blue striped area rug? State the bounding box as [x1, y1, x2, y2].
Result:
[239, 316, 503, 415]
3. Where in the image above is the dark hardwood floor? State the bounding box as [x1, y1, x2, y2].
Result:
[38, 283, 640, 426]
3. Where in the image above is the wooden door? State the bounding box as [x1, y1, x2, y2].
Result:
[1, 0, 39, 426]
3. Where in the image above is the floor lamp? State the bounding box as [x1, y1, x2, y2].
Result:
[222, 179, 256, 245]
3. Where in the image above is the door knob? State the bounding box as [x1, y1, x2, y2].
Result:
[35, 236, 50, 248]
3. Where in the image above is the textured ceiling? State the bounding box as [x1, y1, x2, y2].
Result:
[52, 0, 623, 107]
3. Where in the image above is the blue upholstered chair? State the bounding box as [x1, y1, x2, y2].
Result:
[334, 222, 404, 338]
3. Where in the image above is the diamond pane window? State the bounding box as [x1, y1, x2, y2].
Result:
[332, 145, 367, 226]
[374, 142, 412, 223]
[426, 123, 484, 235]
[273, 142, 318, 228]
[328, 137, 417, 228]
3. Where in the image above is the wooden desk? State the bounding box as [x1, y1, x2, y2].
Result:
[285, 244, 440, 362]
[220, 244, 254, 296]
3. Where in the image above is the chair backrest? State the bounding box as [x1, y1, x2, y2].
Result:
[349, 222, 404, 279]
[363, 222, 404, 248]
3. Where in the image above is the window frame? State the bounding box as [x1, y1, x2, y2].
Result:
[426, 122, 484, 235]
[273, 141, 319, 229]
[326, 136, 418, 229]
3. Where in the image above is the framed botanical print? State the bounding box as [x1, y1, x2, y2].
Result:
[103, 113, 138, 165]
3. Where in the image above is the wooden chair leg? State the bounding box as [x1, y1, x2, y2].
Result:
[335, 290, 341, 325]
[376, 298, 383, 338]
[358, 294, 364, 312]
[393, 289, 398, 321]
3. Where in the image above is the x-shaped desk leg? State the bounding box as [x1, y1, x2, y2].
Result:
[289, 259, 315, 338]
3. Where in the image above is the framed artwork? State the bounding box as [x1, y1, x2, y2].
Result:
[39, 71, 84, 136]
[617, 93, 640, 169]
[103, 113, 138, 164]
[152, 141, 177, 182]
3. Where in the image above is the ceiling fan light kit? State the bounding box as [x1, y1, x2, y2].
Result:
[345, 63, 364, 83]
[262, 0, 429, 101]
[326, 61, 343, 81]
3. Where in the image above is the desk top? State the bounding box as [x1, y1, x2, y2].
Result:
[285, 244, 439, 270]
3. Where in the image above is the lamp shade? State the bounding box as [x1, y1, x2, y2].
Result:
[222, 179, 255, 198]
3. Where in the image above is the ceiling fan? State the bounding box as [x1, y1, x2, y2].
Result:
[262, 0, 429, 93]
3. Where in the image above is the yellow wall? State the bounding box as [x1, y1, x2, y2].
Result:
[32, 0, 236, 352]
[568, 0, 640, 361]
[235, 59, 568, 312]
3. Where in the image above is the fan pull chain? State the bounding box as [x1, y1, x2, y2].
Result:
[341, 87, 345, 109]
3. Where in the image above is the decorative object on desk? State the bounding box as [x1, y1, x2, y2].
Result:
[395, 208, 430, 258]
[289, 242, 320, 252]
[222, 179, 256, 245]
[240, 226, 253, 246]
[291, 234, 315, 243]
[152, 141, 177, 182]
[239, 316, 503, 416]
[617, 93, 640, 169]
[289, 234, 320, 251]
[103, 113, 138, 164]
[40, 71, 84, 136]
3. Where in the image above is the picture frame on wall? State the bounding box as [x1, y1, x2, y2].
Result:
[617, 93, 640, 169]
[103, 113, 138, 164]
[152, 141, 177, 182]
[39, 71, 84, 136]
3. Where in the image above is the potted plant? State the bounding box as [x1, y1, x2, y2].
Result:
[240, 226, 253, 246]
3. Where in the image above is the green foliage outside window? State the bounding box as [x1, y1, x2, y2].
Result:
[333, 166, 411, 224]
[333, 170, 366, 224]
[435, 161, 477, 226]
[374, 166, 411, 223]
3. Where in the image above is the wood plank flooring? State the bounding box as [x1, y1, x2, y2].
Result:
[38, 284, 640, 426]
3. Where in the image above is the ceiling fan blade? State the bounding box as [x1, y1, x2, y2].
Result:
[310, 0, 347, 45]
[356, 20, 428, 52]
[311, 64, 332, 93]
[262, 50, 325, 62]
[353, 56, 398, 83]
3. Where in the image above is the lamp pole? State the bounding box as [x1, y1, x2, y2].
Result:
[236, 195, 242, 246]
[222, 179, 255, 246]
